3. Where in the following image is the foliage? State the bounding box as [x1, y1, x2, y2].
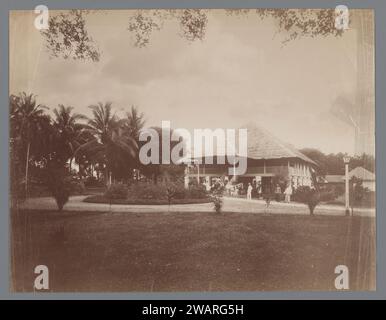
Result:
[293, 186, 320, 215]
[41, 10, 100, 61]
[126, 106, 145, 140]
[43, 164, 73, 211]
[187, 183, 208, 199]
[300, 148, 375, 176]
[10, 92, 52, 201]
[210, 181, 225, 214]
[212, 196, 223, 214]
[349, 177, 375, 208]
[137, 127, 181, 183]
[318, 190, 337, 202]
[70, 180, 86, 195]
[84, 176, 105, 187]
[125, 181, 208, 201]
[273, 169, 289, 192]
[41, 9, 347, 61]
[350, 176, 365, 202]
[52, 105, 88, 165]
[77, 102, 138, 182]
[104, 183, 128, 200]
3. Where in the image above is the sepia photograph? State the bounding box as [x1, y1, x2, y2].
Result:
[9, 8, 375, 292]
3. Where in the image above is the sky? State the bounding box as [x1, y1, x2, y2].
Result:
[9, 9, 374, 155]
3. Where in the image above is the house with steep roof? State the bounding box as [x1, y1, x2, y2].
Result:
[184, 124, 317, 193]
[320, 166, 375, 192]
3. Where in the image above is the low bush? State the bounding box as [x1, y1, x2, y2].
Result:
[84, 176, 105, 187]
[318, 190, 336, 202]
[70, 180, 86, 195]
[210, 182, 225, 214]
[186, 183, 207, 199]
[105, 183, 128, 200]
[43, 166, 73, 211]
[128, 183, 167, 200]
[127, 182, 208, 201]
[293, 186, 320, 215]
[84, 181, 209, 205]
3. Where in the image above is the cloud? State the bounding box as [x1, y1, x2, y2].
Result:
[10, 10, 369, 155]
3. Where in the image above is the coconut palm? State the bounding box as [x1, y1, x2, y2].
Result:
[76, 102, 137, 184]
[126, 105, 145, 140]
[52, 105, 89, 171]
[10, 92, 50, 196]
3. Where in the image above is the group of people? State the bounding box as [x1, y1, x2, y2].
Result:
[202, 177, 295, 203]
[247, 181, 294, 203]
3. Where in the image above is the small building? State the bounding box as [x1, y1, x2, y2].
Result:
[320, 167, 375, 192]
[349, 166, 376, 191]
[184, 125, 317, 193]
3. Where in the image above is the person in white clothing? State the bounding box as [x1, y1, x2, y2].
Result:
[284, 184, 293, 203]
[247, 183, 253, 200]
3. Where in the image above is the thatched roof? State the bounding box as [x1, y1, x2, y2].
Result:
[243, 124, 317, 165]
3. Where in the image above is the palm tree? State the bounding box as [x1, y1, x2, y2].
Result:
[126, 106, 145, 140]
[76, 102, 137, 184]
[10, 92, 50, 197]
[52, 105, 88, 171]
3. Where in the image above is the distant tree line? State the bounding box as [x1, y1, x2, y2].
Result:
[300, 148, 375, 176]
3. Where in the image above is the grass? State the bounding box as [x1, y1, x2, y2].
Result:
[11, 209, 375, 292]
[83, 194, 212, 205]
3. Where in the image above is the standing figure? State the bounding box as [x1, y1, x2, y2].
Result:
[284, 184, 293, 203]
[247, 183, 252, 200]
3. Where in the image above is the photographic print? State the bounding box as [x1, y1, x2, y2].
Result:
[9, 8, 375, 292]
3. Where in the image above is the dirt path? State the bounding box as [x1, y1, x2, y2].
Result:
[19, 195, 375, 217]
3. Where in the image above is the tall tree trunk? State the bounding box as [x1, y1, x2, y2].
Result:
[24, 142, 30, 198]
[69, 157, 73, 173]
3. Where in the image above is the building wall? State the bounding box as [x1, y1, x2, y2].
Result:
[184, 158, 314, 188]
[289, 161, 313, 187]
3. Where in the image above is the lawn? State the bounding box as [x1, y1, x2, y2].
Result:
[11, 209, 375, 292]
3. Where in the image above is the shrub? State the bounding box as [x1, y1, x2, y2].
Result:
[70, 180, 86, 195]
[128, 183, 167, 200]
[212, 195, 223, 213]
[187, 183, 207, 199]
[126, 181, 208, 201]
[210, 182, 224, 214]
[44, 167, 72, 211]
[84, 176, 104, 187]
[293, 186, 320, 215]
[105, 183, 128, 200]
[318, 190, 336, 202]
